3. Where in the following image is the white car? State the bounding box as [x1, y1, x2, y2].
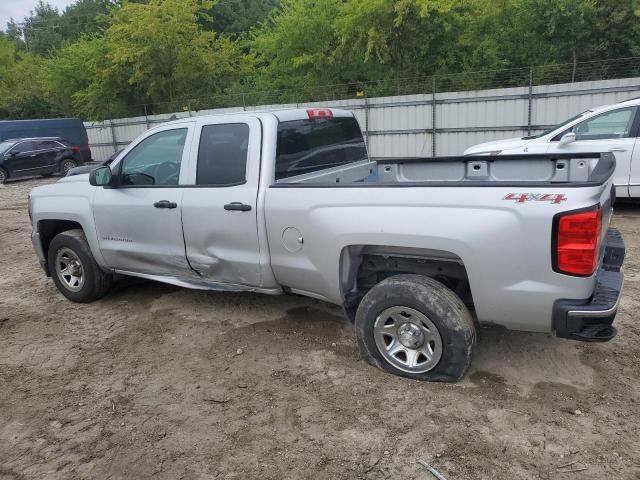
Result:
[464, 98, 640, 198]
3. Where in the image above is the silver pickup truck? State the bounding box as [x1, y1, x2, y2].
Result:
[29, 108, 625, 382]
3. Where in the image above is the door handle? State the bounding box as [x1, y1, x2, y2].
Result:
[153, 200, 177, 209]
[610, 147, 627, 152]
[224, 202, 252, 212]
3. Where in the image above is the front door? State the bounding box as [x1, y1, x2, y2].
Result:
[181, 117, 263, 287]
[93, 125, 194, 276]
[546, 106, 638, 197]
[6, 140, 38, 175]
[627, 139, 640, 197]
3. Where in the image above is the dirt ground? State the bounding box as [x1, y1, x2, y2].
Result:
[0, 177, 639, 480]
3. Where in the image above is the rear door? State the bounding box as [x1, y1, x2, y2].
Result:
[546, 106, 638, 197]
[93, 123, 194, 275]
[33, 140, 61, 170]
[181, 116, 262, 286]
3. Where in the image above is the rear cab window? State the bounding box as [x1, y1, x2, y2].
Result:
[275, 116, 367, 180]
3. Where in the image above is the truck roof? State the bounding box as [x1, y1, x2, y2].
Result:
[157, 108, 355, 129]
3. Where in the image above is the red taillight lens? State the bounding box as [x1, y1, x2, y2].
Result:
[555, 208, 602, 276]
[307, 108, 333, 119]
[72, 146, 81, 153]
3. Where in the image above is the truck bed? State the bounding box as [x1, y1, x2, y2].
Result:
[276, 153, 616, 187]
[266, 151, 616, 333]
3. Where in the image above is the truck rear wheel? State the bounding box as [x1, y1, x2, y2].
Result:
[355, 274, 476, 382]
[48, 229, 112, 302]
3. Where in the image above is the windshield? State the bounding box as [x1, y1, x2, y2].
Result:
[0, 140, 17, 154]
[522, 111, 591, 139]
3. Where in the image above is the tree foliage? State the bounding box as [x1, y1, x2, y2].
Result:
[1, 0, 639, 120]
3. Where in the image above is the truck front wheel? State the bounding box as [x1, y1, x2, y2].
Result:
[355, 274, 476, 382]
[48, 229, 112, 302]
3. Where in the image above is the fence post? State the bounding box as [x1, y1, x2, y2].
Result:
[527, 68, 533, 136]
[109, 119, 118, 155]
[143, 104, 151, 130]
[432, 76, 437, 157]
[364, 86, 370, 147]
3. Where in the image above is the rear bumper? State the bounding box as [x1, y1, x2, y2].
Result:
[553, 228, 625, 342]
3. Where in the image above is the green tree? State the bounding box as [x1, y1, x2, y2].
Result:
[106, 0, 245, 112]
[47, 0, 247, 118]
[46, 35, 119, 118]
[248, 0, 376, 102]
[57, 0, 118, 44]
[338, 0, 474, 75]
[22, 0, 65, 56]
[0, 37, 52, 118]
[204, 0, 280, 35]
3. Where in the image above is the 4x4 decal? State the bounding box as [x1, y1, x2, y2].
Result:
[503, 193, 567, 204]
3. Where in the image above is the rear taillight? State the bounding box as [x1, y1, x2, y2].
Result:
[307, 108, 333, 119]
[553, 207, 602, 276]
[72, 146, 81, 153]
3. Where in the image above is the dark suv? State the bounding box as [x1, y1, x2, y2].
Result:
[0, 137, 83, 184]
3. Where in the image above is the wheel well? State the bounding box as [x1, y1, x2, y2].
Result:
[38, 220, 83, 267]
[340, 246, 474, 321]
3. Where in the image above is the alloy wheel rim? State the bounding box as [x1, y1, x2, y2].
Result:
[55, 247, 85, 292]
[62, 160, 75, 174]
[373, 306, 443, 373]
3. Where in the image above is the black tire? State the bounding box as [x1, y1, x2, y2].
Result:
[59, 158, 77, 175]
[48, 229, 112, 302]
[355, 274, 476, 382]
[0, 167, 7, 184]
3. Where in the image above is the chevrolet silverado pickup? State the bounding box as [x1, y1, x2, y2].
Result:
[29, 108, 625, 382]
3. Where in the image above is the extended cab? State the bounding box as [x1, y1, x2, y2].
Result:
[29, 108, 625, 382]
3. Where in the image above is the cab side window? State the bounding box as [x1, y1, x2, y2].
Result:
[11, 141, 34, 154]
[120, 128, 187, 186]
[555, 107, 637, 141]
[196, 124, 249, 185]
[35, 140, 61, 150]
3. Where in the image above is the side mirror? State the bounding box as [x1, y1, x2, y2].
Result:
[89, 166, 114, 187]
[6, 151, 17, 158]
[558, 132, 576, 146]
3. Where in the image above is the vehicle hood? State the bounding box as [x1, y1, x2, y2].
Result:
[464, 136, 533, 155]
[29, 172, 92, 200]
[67, 164, 99, 176]
[58, 172, 90, 183]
